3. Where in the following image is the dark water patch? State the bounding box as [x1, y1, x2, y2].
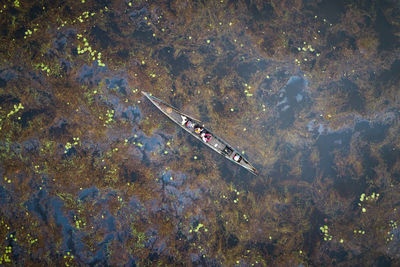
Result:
[9, 142, 22, 155]
[353, 0, 375, 13]
[106, 12, 122, 36]
[358, 145, 378, 179]
[236, 60, 267, 82]
[19, 108, 48, 128]
[105, 214, 116, 231]
[8, 6, 19, 15]
[180, 74, 198, 95]
[198, 45, 218, 66]
[129, 196, 145, 214]
[244, 241, 275, 258]
[132, 27, 158, 45]
[275, 76, 310, 129]
[377, 59, 400, 89]
[202, 74, 214, 86]
[169, 93, 185, 110]
[92, 0, 111, 9]
[25, 193, 83, 264]
[217, 157, 256, 190]
[78, 186, 99, 202]
[354, 120, 389, 143]
[303, 207, 326, 255]
[117, 49, 129, 59]
[271, 161, 292, 181]
[60, 59, 72, 74]
[333, 176, 366, 198]
[306, 120, 325, 138]
[34, 89, 53, 106]
[87, 249, 107, 266]
[309, 0, 346, 24]
[160, 170, 186, 187]
[126, 169, 140, 183]
[322, 79, 365, 113]
[0, 78, 6, 88]
[0, 69, 17, 82]
[0, 185, 12, 204]
[212, 98, 225, 113]
[329, 249, 348, 264]
[373, 255, 392, 267]
[393, 172, 400, 183]
[327, 31, 356, 50]
[51, 199, 78, 255]
[341, 79, 364, 112]
[227, 0, 239, 8]
[49, 118, 69, 138]
[148, 252, 159, 261]
[300, 151, 316, 183]
[157, 47, 192, 76]
[364, 14, 372, 27]
[221, 37, 236, 51]
[77, 64, 106, 86]
[248, 177, 269, 198]
[214, 52, 235, 78]
[23, 138, 40, 152]
[226, 233, 239, 248]
[218, 161, 237, 183]
[386, 225, 400, 259]
[256, 78, 275, 105]
[198, 102, 210, 122]
[0, 94, 19, 104]
[136, 133, 164, 157]
[190, 253, 216, 265]
[375, 7, 397, 51]
[91, 26, 113, 49]
[275, 69, 291, 84]
[61, 5, 72, 17]
[261, 33, 280, 57]
[29, 4, 44, 20]
[303, 58, 316, 71]
[245, 1, 274, 22]
[14, 26, 26, 40]
[106, 77, 128, 95]
[25, 189, 49, 224]
[144, 228, 158, 248]
[62, 146, 77, 159]
[0, 26, 8, 38]
[129, 7, 148, 20]
[380, 144, 400, 170]
[25, 191, 82, 257]
[316, 129, 352, 178]
[54, 35, 67, 51]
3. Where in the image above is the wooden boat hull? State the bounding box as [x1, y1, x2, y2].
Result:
[142, 92, 258, 175]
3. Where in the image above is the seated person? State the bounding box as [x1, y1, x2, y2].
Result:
[185, 120, 194, 128]
[233, 153, 241, 162]
[194, 125, 204, 134]
[180, 115, 188, 125]
[201, 131, 212, 142]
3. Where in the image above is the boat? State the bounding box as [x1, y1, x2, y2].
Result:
[142, 91, 258, 175]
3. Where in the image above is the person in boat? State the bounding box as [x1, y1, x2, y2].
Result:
[181, 115, 188, 125]
[200, 131, 212, 142]
[193, 125, 211, 142]
[194, 125, 203, 134]
[233, 153, 241, 162]
[185, 120, 194, 128]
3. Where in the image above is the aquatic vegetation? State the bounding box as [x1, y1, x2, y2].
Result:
[0, 0, 399, 265]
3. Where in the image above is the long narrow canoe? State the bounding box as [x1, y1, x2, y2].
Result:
[142, 92, 258, 175]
